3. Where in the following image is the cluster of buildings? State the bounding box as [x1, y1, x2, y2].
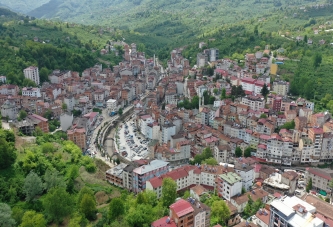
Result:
[0, 42, 161, 151]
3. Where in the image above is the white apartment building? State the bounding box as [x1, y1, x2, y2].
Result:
[139, 115, 154, 137]
[22, 87, 41, 98]
[269, 196, 324, 227]
[234, 163, 254, 191]
[299, 137, 319, 164]
[146, 122, 160, 140]
[241, 96, 265, 111]
[219, 172, 242, 201]
[273, 80, 289, 96]
[160, 122, 176, 144]
[23, 66, 40, 85]
[107, 99, 117, 114]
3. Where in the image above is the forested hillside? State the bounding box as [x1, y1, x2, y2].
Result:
[0, 0, 49, 13]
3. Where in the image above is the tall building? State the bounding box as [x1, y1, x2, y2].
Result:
[132, 160, 169, 193]
[269, 196, 324, 227]
[23, 66, 40, 85]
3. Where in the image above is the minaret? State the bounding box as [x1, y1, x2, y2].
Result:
[153, 54, 156, 67]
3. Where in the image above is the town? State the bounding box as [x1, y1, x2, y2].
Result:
[1, 40, 333, 227]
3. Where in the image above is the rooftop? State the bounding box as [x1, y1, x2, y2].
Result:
[151, 216, 177, 227]
[170, 199, 194, 217]
[219, 172, 242, 185]
[133, 160, 169, 175]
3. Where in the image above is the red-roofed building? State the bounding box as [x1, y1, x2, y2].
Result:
[28, 114, 49, 133]
[151, 216, 177, 227]
[305, 168, 333, 192]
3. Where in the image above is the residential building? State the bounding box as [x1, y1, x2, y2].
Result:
[231, 188, 269, 213]
[1, 100, 18, 120]
[23, 66, 40, 85]
[22, 87, 41, 98]
[105, 163, 128, 187]
[281, 171, 299, 195]
[218, 172, 242, 201]
[28, 114, 49, 133]
[273, 80, 289, 96]
[214, 145, 232, 163]
[132, 160, 169, 193]
[60, 113, 74, 132]
[161, 122, 176, 144]
[107, 99, 118, 114]
[67, 127, 86, 151]
[241, 96, 265, 111]
[234, 163, 254, 191]
[269, 196, 324, 227]
[305, 168, 333, 192]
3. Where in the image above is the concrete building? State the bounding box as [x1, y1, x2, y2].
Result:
[105, 163, 128, 187]
[197, 53, 207, 68]
[269, 196, 324, 227]
[22, 87, 41, 98]
[218, 172, 242, 201]
[241, 96, 266, 111]
[60, 113, 74, 132]
[305, 168, 333, 193]
[132, 160, 169, 193]
[161, 122, 176, 144]
[152, 198, 211, 227]
[234, 163, 254, 191]
[1, 100, 18, 120]
[107, 99, 117, 114]
[214, 145, 232, 165]
[64, 96, 75, 112]
[273, 80, 289, 96]
[67, 127, 86, 151]
[23, 66, 40, 85]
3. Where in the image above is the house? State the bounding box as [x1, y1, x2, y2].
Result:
[230, 188, 269, 213]
[281, 171, 299, 195]
[214, 145, 232, 163]
[254, 209, 270, 227]
[190, 184, 209, 201]
[22, 87, 41, 98]
[305, 168, 333, 193]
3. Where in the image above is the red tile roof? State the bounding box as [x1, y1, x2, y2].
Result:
[151, 216, 177, 227]
[170, 199, 194, 217]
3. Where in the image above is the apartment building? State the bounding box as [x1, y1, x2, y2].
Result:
[22, 87, 41, 98]
[273, 80, 289, 96]
[269, 196, 324, 227]
[105, 163, 128, 187]
[132, 160, 169, 193]
[152, 198, 211, 227]
[305, 167, 333, 192]
[214, 145, 232, 163]
[67, 128, 86, 151]
[241, 95, 265, 111]
[23, 66, 40, 85]
[234, 163, 254, 191]
[217, 172, 242, 201]
[161, 122, 176, 144]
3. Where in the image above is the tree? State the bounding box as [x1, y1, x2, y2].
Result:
[79, 194, 96, 220]
[306, 178, 313, 193]
[41, 142, 56, 153]
[161, 177, 177, 207]
[244, 147, 252, 157]
[182, 190, 191, 199]
[193, 147, 214, 164]
[0, 137, 16, 169]
[0, 203, 16, 227]
[43, 187, 73, 223]
[126, 204, 155, 227]
[213, 88, 218, 95]
[39, 67, 49, 83]
[108, 198, 124, 220]
[118, 108, 123, 116]
[62, 103, 67, 111]
[19, 110, 28, 119]
[19, 211, 46, 227]
[221, 88, 226, 100]
[235, 147, 243, 157]
[304, 35, 308, 43]
[260, 83, 269, 98]
[202, 157, 218, 165]
[43, 168, 66, 191]
[161, 103, 165, 110]
[211, 200, 231, 225]
[313, 52, 322, 68]
[259, 113, 267, 119]
[23, 171, 43, 201]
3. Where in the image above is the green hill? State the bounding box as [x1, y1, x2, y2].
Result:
[0, 0, 49, 13]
